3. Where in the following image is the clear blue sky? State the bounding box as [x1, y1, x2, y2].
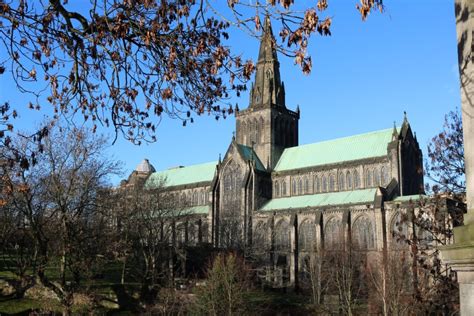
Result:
[0, 1, 460, 185]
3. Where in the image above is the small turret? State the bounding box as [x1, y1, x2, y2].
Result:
[135, 158, 156, 174]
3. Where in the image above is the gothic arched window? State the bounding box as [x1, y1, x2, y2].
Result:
[187, 192, 192, 203]
[176, 223, 186, 245]
[353, 170, 360, 188]
[381, 166, 388, 185]
[292, 179, 297, 195]
[266, 69, 273, 79]
[255, 87, 261, 103]
[275, 181, 280, 197]
[346, 171, 352, 190]
[274, 220, 290, 251]
[282, 181, 287, 196]
[298, 179, 303, 195]
[192, 191, 198, 205]
[224, 173, 233, 191]
[366, 169, 372, 187]
[352, 216, 375, 250]
[299, 220, 316, 251]
[254, 221, 268, 248]
[188, 222, 198, 245]
[314, 176, 320, 193]
[374, 169, 380, 186]
[322, 176, 327, 192]
[338, 172, 345, 191]
[324, 217, 342, 249]
[304, 177, 310, 194]
[391, 212, 409, 250]
[329, 174, 336, 192]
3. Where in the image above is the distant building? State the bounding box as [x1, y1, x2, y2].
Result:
[121, 17, 460, 287]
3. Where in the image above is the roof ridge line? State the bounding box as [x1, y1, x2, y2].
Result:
[292, 126, 399, 149]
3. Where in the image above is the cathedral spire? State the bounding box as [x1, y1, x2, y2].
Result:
[258, 15, 278, 63]
[249, 15, 285, 109]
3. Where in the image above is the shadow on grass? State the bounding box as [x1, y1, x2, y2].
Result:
[109, 284, 141, 313]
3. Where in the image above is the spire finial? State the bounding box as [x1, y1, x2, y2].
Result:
[218, 153, 221, 164]
[232, 131, 236, 141]
[264, 14, 271, 32]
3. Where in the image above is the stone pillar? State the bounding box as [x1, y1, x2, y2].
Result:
[439, 1, 474, 315]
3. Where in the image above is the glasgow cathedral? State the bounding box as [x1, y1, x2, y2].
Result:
[120, 18, 458, 287]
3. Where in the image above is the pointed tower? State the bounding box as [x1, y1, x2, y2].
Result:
[250, 16, 285, 109]
[236, 16, 299, 170]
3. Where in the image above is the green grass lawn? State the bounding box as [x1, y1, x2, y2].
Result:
[0, 296, 63, 314]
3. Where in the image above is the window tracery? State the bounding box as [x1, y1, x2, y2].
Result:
[314, 176, 320, 193]
[352, 216, 375, 250]
[282, 181, 287, 196]
[339, 172, 345, 191]
[381, 166, 388, 185]
[299, 220, 316, 251]
[353, 170, 360, 188]
[391, 212, 409, 250]
[374, 169, 380, 186]
[254, 221, 268, 248]
[329, 174, 336, 192]
[346, 171, 352, 189]
[192, 191, 198, 205]
[366, 169, 372, 187]
[274, 220, 290, 251]
[324, 217, 342, 249]
[275, 181, 280, 197]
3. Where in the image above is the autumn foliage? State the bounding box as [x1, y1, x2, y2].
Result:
[0, 0, 383, 155]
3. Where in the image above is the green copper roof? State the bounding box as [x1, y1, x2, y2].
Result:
[260, 188, 378, 212]
[146, 161, 217, 188]
[237, 144, 266, 171]
[151, 205, 210, 218]
[274, 127, 397, 172]
[392, 194, 426, 203]
[181, 205, 210, 215]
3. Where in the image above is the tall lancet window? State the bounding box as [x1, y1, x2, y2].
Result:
[274, 220, 290, 251]
[353, 170, 360, 188]
[346, 171, 352, 190]
[314, 176, 320, 193]
[352, 216, 375, 250]
[374, 169, 380, 186]
[325, 217, 342, 249]
[338, 172, 345, 191]
[381, 166, 389, 185]
[299, 220, 316, 251]
[329, 174, 336, 192]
